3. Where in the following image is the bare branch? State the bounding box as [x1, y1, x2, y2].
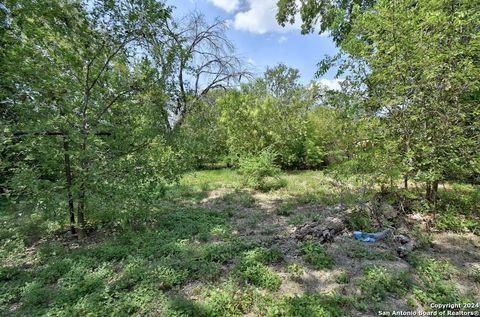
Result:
[168, 12, 253, 127]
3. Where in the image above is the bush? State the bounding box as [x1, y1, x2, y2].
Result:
[345, 207, 374, 232]
[299, 241, 334, 270]
[238, 148, 286, 191]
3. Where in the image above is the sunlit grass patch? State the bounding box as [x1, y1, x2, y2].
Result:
[359, 266, 411, 302]
[233, 248, 284, 291]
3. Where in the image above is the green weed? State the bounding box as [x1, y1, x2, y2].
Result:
[234, 248, 283, 291]
[359, 266, 411, 302]
[408, 256, 471, 306]
[276, 202, 294, 216]
[335, 272, 350, 284]
[346, 241, 395, 260]
[286, 263, 305, 280]
[263, 293, 352, 317]
[434, 205, 479, 233]
[299, 241, 334, 270]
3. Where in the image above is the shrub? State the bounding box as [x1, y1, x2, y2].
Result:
[238, 148, 286, 191]
[299, 241, 334, 270]
[345, 207, 374, 232]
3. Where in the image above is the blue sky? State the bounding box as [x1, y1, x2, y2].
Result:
[167, 0, 341, 89]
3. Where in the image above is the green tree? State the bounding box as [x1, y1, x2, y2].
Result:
[1, 0, 179, 236]
[276, 0, 376, 46]
[341, 0, 480, 198]
[217, 65, 317, 168]
[175, 89, 228, 168]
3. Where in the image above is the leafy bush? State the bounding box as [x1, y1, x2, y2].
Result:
[216, 74, 318, 169]
[299, 241, 334, 270]
[304, 105, 343, 168]
[238, 148, 286, 191]
[345, 207, 374, 232]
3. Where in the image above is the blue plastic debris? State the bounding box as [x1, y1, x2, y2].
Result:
[353, 229, 390, 243]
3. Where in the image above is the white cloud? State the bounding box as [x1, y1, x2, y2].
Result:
[233, 0, 300, 34]
[247, 58, 256, 65]
[224, 19, 233, 28]
[207, 0, 240, 12]
[278, 35, 287, 43]
[318, 78, 343, 91]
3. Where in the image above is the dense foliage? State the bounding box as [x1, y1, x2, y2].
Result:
[178, 64, 353, 169]
[237, 148, 285, 191]
[276, 0, 480, 198]
[0, 0, 479, 315]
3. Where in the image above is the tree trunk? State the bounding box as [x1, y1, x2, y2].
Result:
[78, 78, 90, 239]
[77, 135, 87, 239]
[62, 136, 76, 235]
[403, 175, 408, 189]
[425, 181, 432, 201]
[431, 180, 439, 202]
[77, 195, 85, 239]
[426, 180, 439, 202]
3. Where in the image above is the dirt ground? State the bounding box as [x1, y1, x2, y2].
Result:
[191, 187, 480, 315]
